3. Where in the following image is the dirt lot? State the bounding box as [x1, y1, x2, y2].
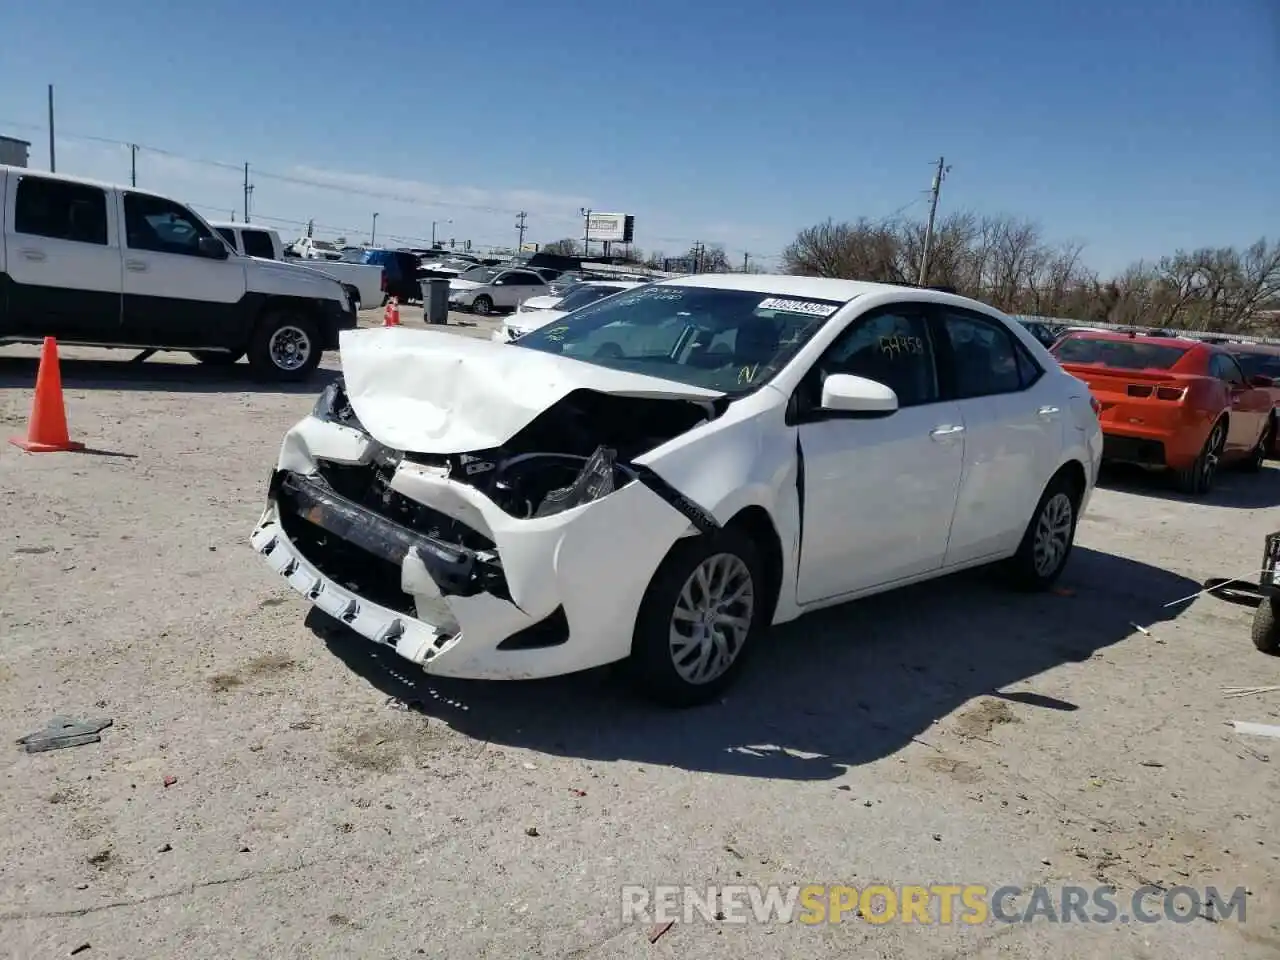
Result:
[1, 311, 1278, 959]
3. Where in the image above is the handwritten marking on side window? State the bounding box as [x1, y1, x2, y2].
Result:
[879, 334, 923, 357]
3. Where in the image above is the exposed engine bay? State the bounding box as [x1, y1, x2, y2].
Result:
[311, 378, 724, 544]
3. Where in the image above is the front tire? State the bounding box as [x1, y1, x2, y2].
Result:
[247, 310, 322, 382]
[471, 295, 494, 316]
[1003, 472, 1080, 591]
[1175, 419, 1226, 494]
[627, 528, 765, 707]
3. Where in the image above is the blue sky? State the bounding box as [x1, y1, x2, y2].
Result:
[0, 0, 1275, 274]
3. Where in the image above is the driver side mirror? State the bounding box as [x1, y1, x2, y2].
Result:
[199, 236, 229, 259]
[820, 373, 899, 418]
[1250, 375, 1274, 388]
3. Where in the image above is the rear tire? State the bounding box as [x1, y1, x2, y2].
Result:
[626, 528, 765, 707]
[1003, 472, 1080, 591]
[1175, 419, 1226, 494]
[1252, 597, 1280, 654]
[247, 310, 322, 382]
[342, 286, 361, 313]
[189, 350, 243, 366]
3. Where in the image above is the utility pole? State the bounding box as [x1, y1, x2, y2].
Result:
[742, 251, 750, 273]
[306, 219, 314, 238]
[242, 163, 253, 223]
[515, 211, 527, 251]
[918, 155, 950, 286]
[371, 212, 379, 246]
[580, 207, 591, 258]
[47, 84, 55, 172]
[130, 144, 138, 186]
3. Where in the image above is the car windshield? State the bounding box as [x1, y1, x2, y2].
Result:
[513, 285, 847, 394]
[459, 266, 500, 283]
[1232, 352, 1280, 380]
[1052, 336, 1188, 370]
[312, 240, 338, 252]
[554, 284, 625, 312]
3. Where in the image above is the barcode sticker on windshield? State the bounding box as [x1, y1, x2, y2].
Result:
[757, 297, 840, 317]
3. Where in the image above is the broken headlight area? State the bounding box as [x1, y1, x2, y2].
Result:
[311, 378, 363, 430]
[271, 469, 507, 612]
[403, 388, 726, 523]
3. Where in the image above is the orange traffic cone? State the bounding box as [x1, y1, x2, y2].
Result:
[383, 297, 401, 327]
[9, 337, 84, 453]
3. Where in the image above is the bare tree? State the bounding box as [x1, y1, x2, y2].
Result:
[783, 210, 1278, 333]
[542, 238, 579, 256]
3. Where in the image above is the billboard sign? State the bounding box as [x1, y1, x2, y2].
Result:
[585, 212, 635, 243]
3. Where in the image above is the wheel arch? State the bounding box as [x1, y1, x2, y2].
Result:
[723, 505, 784, 627]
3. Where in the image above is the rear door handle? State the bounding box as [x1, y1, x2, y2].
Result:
[1037, 405, 1061, 417]
[930, 425, 965, 439]
[20, 248, 47, 262]
[125, 260, 148, 272]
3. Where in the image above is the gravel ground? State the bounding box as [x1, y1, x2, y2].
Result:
[1, 312, 1278, 959]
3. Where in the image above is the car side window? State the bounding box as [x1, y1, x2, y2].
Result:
[241, 229, 275, 258]
[123, 193, 215, 256]
[14, 176, 109, 246]
[795, 306, 939, 415]
[511, 271, 541, 286]
[1212, 353, 1246, 386]
[215, 227, 237, 249]
[938, 309, 1035, 398]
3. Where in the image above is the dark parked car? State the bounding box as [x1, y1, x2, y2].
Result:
[343, 249, 423, 303]
[1017, 318, 1066, 348]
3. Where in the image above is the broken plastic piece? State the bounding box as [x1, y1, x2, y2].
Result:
[534, 446, 617, 517]
[17, 716, 113, 753]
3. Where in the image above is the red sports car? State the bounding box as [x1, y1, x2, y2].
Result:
[1051, 331, 1274, 494]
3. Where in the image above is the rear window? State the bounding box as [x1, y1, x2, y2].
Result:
[1053, 337, 1188, 370]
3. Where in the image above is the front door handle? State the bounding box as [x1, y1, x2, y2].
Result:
[125, 260, 148, 272]
[1037, 405, 1061, 417]
[930, 425, 965, 439]
[20, 248, 47, 262]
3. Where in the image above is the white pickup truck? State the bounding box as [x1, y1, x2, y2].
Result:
[0, 165, 356, 380]
[212, 222, 384, 312]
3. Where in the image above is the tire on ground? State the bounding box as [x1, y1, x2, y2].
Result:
[1252, 597, 1280, 654]
[626, 526, 766, 707]
[247, 309, 322, 382]
[1003, 468, 1082, 591]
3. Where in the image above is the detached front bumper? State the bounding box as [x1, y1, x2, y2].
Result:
[251, 416, 697, 680]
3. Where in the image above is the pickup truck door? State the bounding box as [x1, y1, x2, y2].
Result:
[118, 192, 248, 348]
[2, 172, 123, 341]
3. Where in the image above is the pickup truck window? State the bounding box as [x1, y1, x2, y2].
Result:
[241, 229, 276, 259]
[215, 227, 238, 249]
[123, 193, 215, 257]
[15, 176, 109, 246]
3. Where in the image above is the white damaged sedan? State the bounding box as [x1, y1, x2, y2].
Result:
[250, 275, 1103, 705]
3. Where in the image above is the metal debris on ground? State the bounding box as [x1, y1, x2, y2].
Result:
[17, 717, 113, 753]
[1223, 685, 1280, 699]
[648, 920, 674, 943]
[1130, 622, 1152, 636]
[1230, 721, 1280, 739]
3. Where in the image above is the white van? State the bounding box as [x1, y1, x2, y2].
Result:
[0, 165, 355, 380]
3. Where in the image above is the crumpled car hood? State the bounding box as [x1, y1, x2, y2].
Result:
[338, 327, 725, 454]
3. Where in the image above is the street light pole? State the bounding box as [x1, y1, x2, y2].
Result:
[432, 219, 452, 247]
[371, 212, 379, 246]
[580, 207, 591, 258]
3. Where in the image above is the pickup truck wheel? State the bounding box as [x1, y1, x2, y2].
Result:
[342, 286, 361, 313]
[471, 295, 494, 315]
[189, 350, 243, 366]
[248, 311, 321, 382]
